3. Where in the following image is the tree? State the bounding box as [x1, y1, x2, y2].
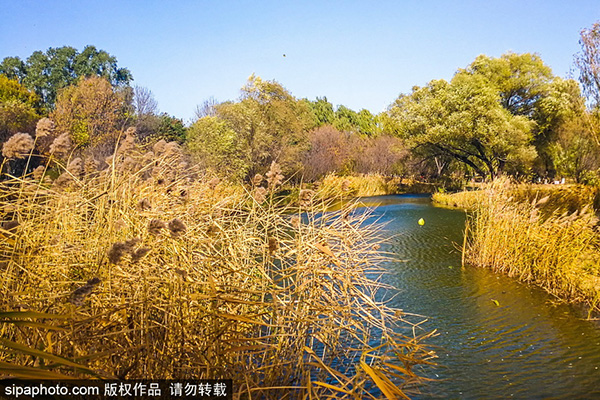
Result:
[356, 109, 379, 136]
[464, 53, 554, 117]
[0, 45, 132, 110]
[549, 114, 600, 183]
[156, 114, 186, 143]
[50, 76, 125, 147]
[531, 77, 585, 176]
[0, 75, 40, 142]
[213, 75, 313, 179]
[355, 135, 407, 175]
[194, 97, 219, 119]
[333, 105, 360, 133]
[187, 116, 247, 179]
[455, 52, 582, 177]
[387, 73, 536, 179]
[302, 126, 353, 180]
[133, 86, 158, 117]
[306, 97, 335, 127]
[575, 21, 600, 107]
[0, 57, 26, 82]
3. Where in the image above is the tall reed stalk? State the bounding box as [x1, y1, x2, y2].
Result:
[0, 136, 435, 398]
[462, 179, 600, 316]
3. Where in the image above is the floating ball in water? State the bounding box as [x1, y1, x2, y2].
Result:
[418, 218, 425, 226]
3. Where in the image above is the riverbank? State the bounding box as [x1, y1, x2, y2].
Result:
[433, 180, 600, 316]
[314, 174, 437, 199]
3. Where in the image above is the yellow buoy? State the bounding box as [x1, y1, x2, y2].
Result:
[418, 218, 425, 226]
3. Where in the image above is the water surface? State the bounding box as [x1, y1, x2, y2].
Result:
[358, 194, 600, 399]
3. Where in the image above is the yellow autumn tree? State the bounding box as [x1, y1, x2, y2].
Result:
[51, 76, 125, 147]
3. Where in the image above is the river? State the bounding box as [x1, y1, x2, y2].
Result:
[356, 194, 600, 399]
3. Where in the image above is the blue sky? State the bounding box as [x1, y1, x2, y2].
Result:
[1, 1, 599, 123]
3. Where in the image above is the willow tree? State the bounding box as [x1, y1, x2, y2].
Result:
[387, 73, 535, 179]
[187, 116, 248, 180]
[463, 52, 583, 176]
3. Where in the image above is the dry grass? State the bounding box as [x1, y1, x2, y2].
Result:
[432, 190, 483, 210]
[0, 137, 435, 398]
[433, 182, 599, 214]
[317, 174, 434, 199]
[459, 179, 600, 316]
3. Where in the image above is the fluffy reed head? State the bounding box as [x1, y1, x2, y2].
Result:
[253, 187, 267, 203]
[152, 139, 167, 155]
[168, 218, 186, 237]
[107, 242, 129, 264]
[49, 132, 72, 158]
[208, 177, 220, 190]
[266, 161, 284, 190]
[252, 174, 264, 186]
[32, 166, 45, 181]
[2, 133, 34, 159]
[35, 118, 56, 138]
[299, 189, 315, 207]
[148, 219, 167, 235]
[137, 198, 152, 211]
[69, 277, 101, 306]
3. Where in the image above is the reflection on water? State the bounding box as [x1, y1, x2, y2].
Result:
[356, 194, 600, 399]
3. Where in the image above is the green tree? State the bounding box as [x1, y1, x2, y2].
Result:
[213, 75, 313, 179]
[531, 77, 585, 175]
[356, 109, 379, 136]
[0, 46, 132, 111]
[549, 115, 600, 183]
[0, 75, 40, 142]
[187, 116, 247, 179]
[306, 97, 335, 127]
[464, 53, 553, 117]
[156, 114, 186, 143]
[333, 105, 360, 133]
[0, 57, 26, 82]
[462, 52, 583, 176]
[387, 73, 535, 179]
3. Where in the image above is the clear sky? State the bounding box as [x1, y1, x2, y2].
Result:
[1, 1, 599, 123]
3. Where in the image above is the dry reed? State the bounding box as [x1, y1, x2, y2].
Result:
[317, 174, 431, 199]
[461, 179, 600, 316]
[0, 135, 435, 398]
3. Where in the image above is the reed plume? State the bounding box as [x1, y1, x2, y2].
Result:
[2, 133, 34, 159]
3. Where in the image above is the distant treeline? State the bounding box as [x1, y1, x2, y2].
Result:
[2, 21, 600, 184]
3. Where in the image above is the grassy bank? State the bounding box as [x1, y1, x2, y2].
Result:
[434, 180, 600, 316]
[316, 174, 436, 199]
[433, 183, 600, 214]
[0, 138, 435, 398]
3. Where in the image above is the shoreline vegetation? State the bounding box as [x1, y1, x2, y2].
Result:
[0, 135, 436, 398]
[306, 174, 437, 201]
[433, 180, 600, 317]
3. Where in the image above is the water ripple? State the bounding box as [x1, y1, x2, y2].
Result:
[361, 194, 600, 400]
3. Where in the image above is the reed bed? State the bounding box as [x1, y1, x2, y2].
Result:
[431, 190, 483, 210]
[461, 179, 600, 316]
[317, 174, 433, 199]
[433, 182, 599, 214]
[0, 134, 435, 398]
